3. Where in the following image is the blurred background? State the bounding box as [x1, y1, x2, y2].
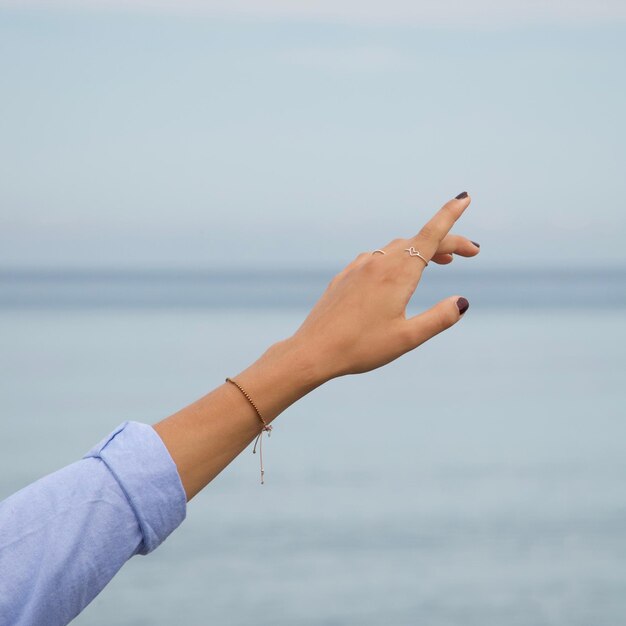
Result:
[1, 1, 625, 625]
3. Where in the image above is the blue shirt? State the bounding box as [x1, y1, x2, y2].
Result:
[0, 421, 187, 626]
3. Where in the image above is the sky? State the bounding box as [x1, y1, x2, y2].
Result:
[1, 2, 625, 270]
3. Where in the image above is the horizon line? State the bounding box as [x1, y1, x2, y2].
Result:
[2, 264, 626, 278]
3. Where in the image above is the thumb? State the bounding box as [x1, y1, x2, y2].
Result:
[404, 296, 469, 350]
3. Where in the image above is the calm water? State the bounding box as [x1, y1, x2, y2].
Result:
[1, 272, 625, 625]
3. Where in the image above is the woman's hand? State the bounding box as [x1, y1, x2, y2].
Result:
[290, 192, 479, 381]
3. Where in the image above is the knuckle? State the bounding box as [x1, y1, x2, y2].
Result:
[362, 258, 396, 283]
[361, 257, 379, 275]
[344, 252, 369, 272]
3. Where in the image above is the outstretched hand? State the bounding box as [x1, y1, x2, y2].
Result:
[291, 192, 479, 380]
[154, 192, 480, 497]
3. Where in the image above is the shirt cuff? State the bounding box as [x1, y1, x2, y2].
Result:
[82, 421, 187, 555]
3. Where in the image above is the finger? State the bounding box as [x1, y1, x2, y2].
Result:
[412, 192, 472, 256]
[436, 234, 480, 257]
[402, 295, 470, 350]
[431, 253, 454, 265]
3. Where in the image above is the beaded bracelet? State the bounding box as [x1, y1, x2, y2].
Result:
[225, 377, 273, 484]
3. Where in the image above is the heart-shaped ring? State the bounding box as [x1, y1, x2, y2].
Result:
[404, 246, 428, 267]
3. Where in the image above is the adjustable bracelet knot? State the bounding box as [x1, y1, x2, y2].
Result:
[225, 377, 272, 485]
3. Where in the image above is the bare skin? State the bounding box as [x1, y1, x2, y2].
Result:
[153, 192, 479, 500]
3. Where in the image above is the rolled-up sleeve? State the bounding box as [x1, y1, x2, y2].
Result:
[0, 421, 187, 626]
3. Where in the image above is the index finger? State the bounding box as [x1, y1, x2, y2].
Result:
[412, 192, 472, 255]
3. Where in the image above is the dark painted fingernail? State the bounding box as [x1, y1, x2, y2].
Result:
[471, 241, 480, 248]
[456, 297, 470, 315]
[455, 191, 468, 200]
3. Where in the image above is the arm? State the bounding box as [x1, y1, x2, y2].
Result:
[0, 192, 478, 625]
[0, 422, 186, 626]
[154, 192, 479, 500]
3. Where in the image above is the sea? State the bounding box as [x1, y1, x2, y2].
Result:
[1, 267, 625, 626]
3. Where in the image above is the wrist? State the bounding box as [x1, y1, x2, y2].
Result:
[278, 334, 332, 387]
[232, 335, 326, 423]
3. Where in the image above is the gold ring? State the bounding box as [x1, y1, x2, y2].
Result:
[371, 249, 386, 255]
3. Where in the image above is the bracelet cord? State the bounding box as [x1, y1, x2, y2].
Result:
[225, 377, 272, 485]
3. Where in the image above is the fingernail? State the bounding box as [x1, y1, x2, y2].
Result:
[456, 297, 470, 315]
[455, 191, 468, 200]
[471, 241, 480, 248]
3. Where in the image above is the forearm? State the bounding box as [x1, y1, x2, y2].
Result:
[153, 336, 325, 501]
